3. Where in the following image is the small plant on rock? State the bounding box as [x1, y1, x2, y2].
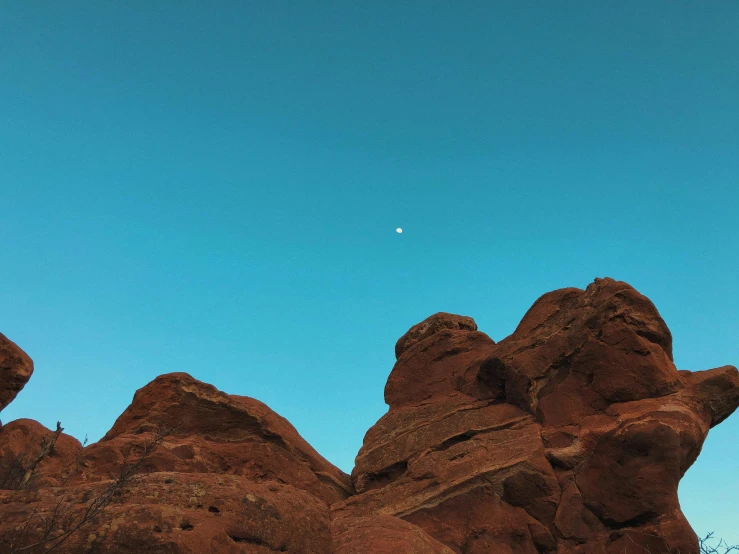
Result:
[0, 423, 174, 554]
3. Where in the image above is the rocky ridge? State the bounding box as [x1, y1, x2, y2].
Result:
[1, 277, 737, 553]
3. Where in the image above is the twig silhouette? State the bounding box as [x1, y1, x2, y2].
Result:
[1, 424, 175, 554]
[18, 423, 63, 489]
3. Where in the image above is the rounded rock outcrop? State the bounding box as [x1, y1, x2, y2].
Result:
[0, 332, 34, 414]
[85, 371, 353, 505]
[394, 312, 478, 359]
[346, 277, 739, 553]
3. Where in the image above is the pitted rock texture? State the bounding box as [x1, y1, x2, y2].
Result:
[344, 278, 739, 554]
[1, 277, 737, 553]
[1, 473, 335, 553]
[1, 373, 351, 554]
[0, 332, 33, 416]
[82, 372, 352, 505]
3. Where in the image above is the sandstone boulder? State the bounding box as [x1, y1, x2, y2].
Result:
[0, 333, 33, 414]
[346, 277, 739, 553]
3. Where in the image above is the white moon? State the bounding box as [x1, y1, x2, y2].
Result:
[396, 228, 403, 234]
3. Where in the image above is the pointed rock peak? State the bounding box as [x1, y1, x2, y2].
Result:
[395, 313, 478, 359]
[101, 372, 231, 439]
[96, 371, 353, 504]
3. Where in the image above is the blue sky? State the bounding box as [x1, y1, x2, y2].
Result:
[1, 1, 737, 546]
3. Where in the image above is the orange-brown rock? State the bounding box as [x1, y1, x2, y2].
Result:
[1, 473, 334, 553]
[79, 372, 352, 505]
[0, 277, 737, 553]
[332, 515, 456, 553]
[1, 373, 350, 553]
[0, 332, 34, 416]
[0, 419, 83, 489]
[345, 278, 739, 553]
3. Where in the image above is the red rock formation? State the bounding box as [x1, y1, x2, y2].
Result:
[0, 332, 34, 418]
[0, 278, 737, 553]
[340, 278, 739, 554]
[331, 515, 456, 554]
[0, 419, 83, 489]
[81, 372, 352, 505]
[0, 373, 350, 553]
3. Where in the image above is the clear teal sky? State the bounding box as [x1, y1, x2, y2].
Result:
[1, 2, 737, 546]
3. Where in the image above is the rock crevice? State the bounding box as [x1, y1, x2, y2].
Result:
[1, 277, 737, 553]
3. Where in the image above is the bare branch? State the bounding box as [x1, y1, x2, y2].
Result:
[700, 531, 739, 554]
[3, 424, 176, 554]
[0, 447, 31, 489]
[19, 423, 63, 490]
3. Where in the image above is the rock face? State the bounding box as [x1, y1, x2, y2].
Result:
[0, 373, 351, 553]
[339, 278, 739, 554]
[0, 332, 34, 417]
[0, 419, 83, 489]
[1, 277, 738, 553]
[83, 372, 352, 505]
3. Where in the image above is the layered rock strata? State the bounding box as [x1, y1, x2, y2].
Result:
[337, 278, 739, 553]
[0, 278, 737, 553]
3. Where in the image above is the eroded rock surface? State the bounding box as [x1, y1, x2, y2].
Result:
[1, 278, 737, 553]
[342, 278, 739, 553]
[0, 332, 33, 416]
[0, 419, 83, 489]
[1, 473, 334, 553]
[1, 373, 351, 553]
[81, 372, 352, 505]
